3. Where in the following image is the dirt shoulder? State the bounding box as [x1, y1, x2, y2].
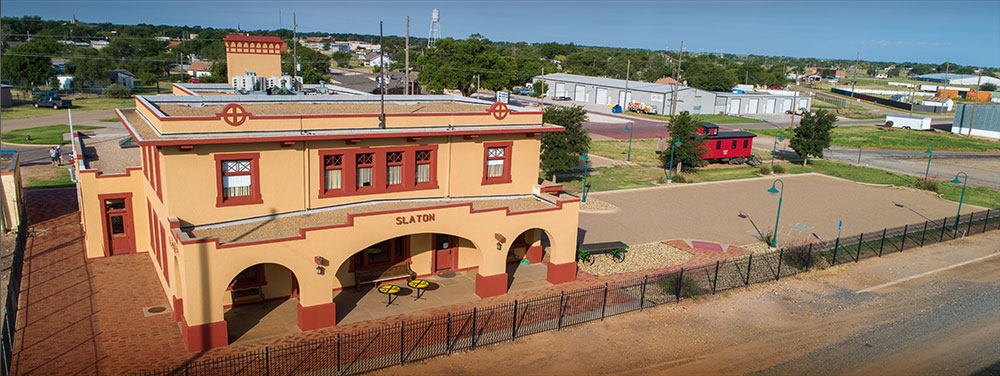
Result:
[375, 230, 1000, 375]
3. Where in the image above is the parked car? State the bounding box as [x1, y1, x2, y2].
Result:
[33, 96, 72, 109]
[552, 96, 571, 101]
[785, 107, 808, 115]
[512, 87, 535, 95]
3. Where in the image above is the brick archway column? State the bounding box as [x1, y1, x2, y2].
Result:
[179, 259, 228, 352]
[296, 268, 336, 331]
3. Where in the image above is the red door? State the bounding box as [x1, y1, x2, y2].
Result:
[104, 197, 135, 255]
[434, 234, 457, 272]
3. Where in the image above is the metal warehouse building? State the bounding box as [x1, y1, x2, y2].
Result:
[914, 73, 1000, 86]
[534, 73, 716, 115]
[952, 103, 1000, 139]
[534, 73, 809, 116]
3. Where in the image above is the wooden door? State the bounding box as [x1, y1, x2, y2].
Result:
[104, 197, 134, 255]
[433, 234, 457, 272]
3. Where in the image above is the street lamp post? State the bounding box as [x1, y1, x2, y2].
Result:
[668, 139, 682, 182]
[923, 147, 933, 183]
[951, 172, 967, 231]
[770, 135, 784, 173]
[580, 149, 590, 203]
[767, 179, 785, 248]
[624, 123, 634, 162]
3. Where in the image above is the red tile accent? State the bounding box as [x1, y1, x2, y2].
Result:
[181, 318, 228, 352]
[475, 272, 508, 298]
[546, 261, 577, 284]
[297, 302, 337, 331]
[173, 296, 184, 322]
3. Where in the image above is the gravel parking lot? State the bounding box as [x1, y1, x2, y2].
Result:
[578, 173, 981, 248]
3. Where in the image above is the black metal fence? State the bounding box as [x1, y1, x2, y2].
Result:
[1, 213, 28, 376]
[138, 208, 1000, 376]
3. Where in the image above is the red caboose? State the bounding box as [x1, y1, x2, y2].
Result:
[696, 123, 757, 163]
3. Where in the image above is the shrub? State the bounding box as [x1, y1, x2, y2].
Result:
[911, 179, 938, 192]
[656, 274, 707, 299]
[758, 228, 775, 246]
[783, 246, 826, 270]
[102, 84, 132, 99]
[771, 164, 786, 174]
[656, 175, 667, 184]
[758, 166, 772, 175]
[671, 173, 687, 183]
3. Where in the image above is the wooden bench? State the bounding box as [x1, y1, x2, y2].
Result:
[355, 262, 415, 291]
[231, 286, 265, 308]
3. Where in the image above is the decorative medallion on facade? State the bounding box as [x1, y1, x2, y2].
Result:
[488, 101, 511, 120]
[218, 103, 251, 126]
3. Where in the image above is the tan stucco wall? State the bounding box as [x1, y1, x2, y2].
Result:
[227, 52, 282, 80]
[1, 166, 22, 232]
[174, 199, 579, 326]
[77, 168, 150, 259]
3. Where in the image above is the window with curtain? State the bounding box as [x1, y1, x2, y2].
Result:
[324, 154, 343, 191]
[386, 151, 403, 186]
[221, 160, 253, 198]
[415, 150, 431, 183]
[486, 147, 505, 178]
[356, 153, 373, 188]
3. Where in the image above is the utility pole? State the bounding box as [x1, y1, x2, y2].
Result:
[405, 16, 410, 95]
[968, 72, 982, 136]
[379, 21, 386, 128]
[540, 67, 545, 110]
[292, 13, 298, 77]
[476, 74, 481, 99]
[850, 52, 859, 95]
[789, 90, 798, 128]
[671, 41, 683, 119]
[676, 41, 684, 82]
[624, 59, 630, 108]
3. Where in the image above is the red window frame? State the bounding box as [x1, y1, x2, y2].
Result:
[317, 145, 438, 198]
[153, 146, 163, 199]
[385, 150, 405, 188]
[320, 152, 345, 196]
[354, 151, 376, 194]
[482, 141, 513, 185]
[350, 237, 410, 272]
[160, 224, 169, 285]
[214, 153, 262, 207]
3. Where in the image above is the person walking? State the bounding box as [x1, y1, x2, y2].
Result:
[56, 145, 64, 166]
[49, 147, 58, 166]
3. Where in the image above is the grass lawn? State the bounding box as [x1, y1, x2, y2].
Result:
[622, 112, 766, 124]
[555, 165, 662, 194]
[820, 90, 946, 117]
[811, 98, 869, 111]
[0, 98, 134, 120]
[99, 117, 121, 122]
[25, 168, 75, 190]
[841, 113, 885, 120]
[751, 125, 1000, 152]
[1, 124, 103, 145]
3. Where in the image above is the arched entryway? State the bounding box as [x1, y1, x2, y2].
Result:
[224, 263, 300, 344]
[505, 228, 552, 291]
[332, 233, 483, 324]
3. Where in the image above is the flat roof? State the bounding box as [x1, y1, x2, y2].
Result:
[914, 73, 977, 80]
[77, 135, 141, 174]
[140, 94, 536, 116]
[184, 194, 564, 245]
[534, 73, 695, 94]
[173, 82, 369, 96]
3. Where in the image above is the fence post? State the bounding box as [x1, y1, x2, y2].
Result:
[985, 209, 991, 233]
[601, 283, 609, 320]
[745, 254, 753, 285]
[639, 275, 648, 310]
[900, 224, 908, 251]
[675, 269, 685, 303]
[400, 321, 405, 365]
[265, 346, 270, 376]
[471, 307, 477, 349]
[878, 229, 886, 257]
[712, 261, 720, 294]
[855, 233, 863, 262]
[446, 313, 452, 354]
[558, 292, 565, 329]
[920, 221, 928, 247]
[806, 244, 813, 271]
[831, 235, 841, 265]
[511, 300, 518, 341]
[336, 334, 341, 375]
[776, 249, 784, 281]
[967, 212, 973, 235]
[940, 217, 947, 242]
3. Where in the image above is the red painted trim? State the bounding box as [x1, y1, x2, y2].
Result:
[463, 134, 479, 139]
[98, 192, 136, 257]
[182, 197, 579, 249]
[431, 234, 459, 272]
[214, 153, 263, 207]
[525, 245, 544, 264]
[546, 261, 577, 284]
[179, 145, 194, 151]
[539, 185, 563, 194]
[280, 141, 295, 147]
[318, 145, 439, 199]
[406, 137, 422, 142]
[169, 217, 181, 229]
[180, 316, 227, 352]
[526, 132, 540, 137]
[482, 141, 513, 185]
[172, 296, 184, 322]
[297, 301, 336, 331]
[345, 139, 360, 145]
[475, 272, 508, 298]
[154, 147, 163, 200]
[76, 166, 143, 179]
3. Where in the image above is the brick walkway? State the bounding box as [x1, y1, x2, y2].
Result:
[9, 189, 747, 375]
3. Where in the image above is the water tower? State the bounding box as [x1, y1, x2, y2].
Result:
[428, 9, 441, 47]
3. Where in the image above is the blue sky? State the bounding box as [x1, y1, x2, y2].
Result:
[3, 0, 999, 67]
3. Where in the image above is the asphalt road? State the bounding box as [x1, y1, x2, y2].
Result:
[375, 231, 1000, 376]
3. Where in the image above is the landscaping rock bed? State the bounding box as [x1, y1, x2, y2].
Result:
[579, 242, 692, 276]
[579, 198, 618, 213]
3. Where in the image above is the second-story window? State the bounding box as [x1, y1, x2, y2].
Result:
[483, 142, 513, 185]
[486, 147, 505, 178]
[356, 153, 374, 188]
[324, 154, 343, 191]
[415, 150, 431, 184]
[386, 151, 403, 186]
[222, 160, 253, 198]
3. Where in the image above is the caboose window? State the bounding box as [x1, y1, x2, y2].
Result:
[732, 140, 737, 149]
[743, 140, 749, 148]
[716, 141, 722, 149]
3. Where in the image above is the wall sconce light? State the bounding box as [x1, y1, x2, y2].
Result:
[315, 256, 327, 275]
[316, 266, 325, 275]
[496, 242, 503, 251]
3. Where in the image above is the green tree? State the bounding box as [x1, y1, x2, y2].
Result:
[686, 64, 737, 91]
[789, 109, 837, 165]
[281, 44, 330, 84]
[331, 51, 352, 67]
[540, 106, 591, 182]
[416, 36, 504, 96]
[659, 111, 707, 169]
[66, 48, 111, 88]
[980, 82, 997, 92]
[1, 38, 59, 88]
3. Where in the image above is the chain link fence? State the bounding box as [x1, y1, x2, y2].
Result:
[137, 208, 1000, 376]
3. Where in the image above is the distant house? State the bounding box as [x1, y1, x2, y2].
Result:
[167, 41, 182, 50]
[363, 54, 394, 67]
[186, 61, 213, 78]
[107, 69, 135, 89]
[654, 76, 682, 86]
[90, 40, 110, 49]
[327, 71, 419, 94]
